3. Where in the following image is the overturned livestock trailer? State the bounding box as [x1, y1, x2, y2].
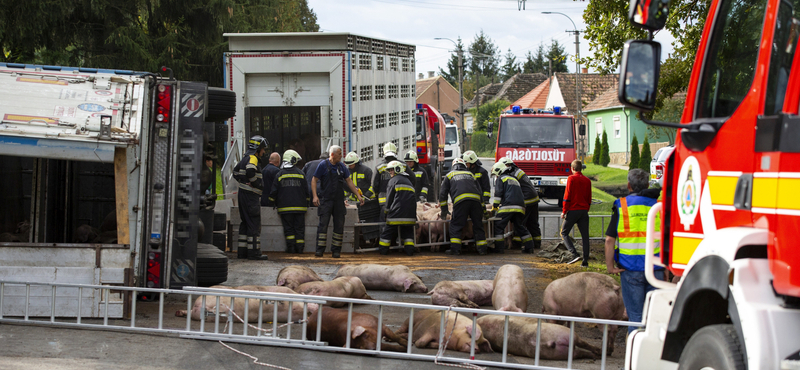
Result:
[0, 63, 233, 317]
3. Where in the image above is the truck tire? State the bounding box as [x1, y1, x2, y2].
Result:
[206, 87, 236, 122]
[677, 324, 745, 370]
[196, 243, 228, 286]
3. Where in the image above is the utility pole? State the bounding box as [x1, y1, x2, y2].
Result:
[434, 38, 465, 132]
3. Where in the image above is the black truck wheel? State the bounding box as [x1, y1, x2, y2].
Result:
[677, 324, 745, 370]
[196, 243, 228, 286]
[206, 87, 236, 122]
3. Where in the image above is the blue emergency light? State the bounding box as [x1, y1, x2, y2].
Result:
[416, 104, 423, 109]
[512, 105, 522, 114]
[553, 106, 562, 115]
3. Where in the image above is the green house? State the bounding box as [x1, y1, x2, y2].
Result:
[584, 85, 670, 165]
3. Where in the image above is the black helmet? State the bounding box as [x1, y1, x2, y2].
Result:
[248, 135, 268, 151]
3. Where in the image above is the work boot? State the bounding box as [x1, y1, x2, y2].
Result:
[533, 240, 542, 249]
[237, 236, 248, 259]
[295, 244, 304, 254]
[248, 249, 269, 260]
[315, 249, 324, 257]
[332, 251, 341, 258]
[285, 242, 294, 253]
[445, 249, 460, 255]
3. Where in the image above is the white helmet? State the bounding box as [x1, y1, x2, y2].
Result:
[497, 157, 514, 167]
[283, 150, 302, 165]
[462, 150, 478, 164]
[387, 160, 405, 174]
[403, 150, 419, 163]
[452, 157, 466, 168]
[383, 142, 398, 158]
[491, 161, 508, 176]
[344, 151, 360, 165]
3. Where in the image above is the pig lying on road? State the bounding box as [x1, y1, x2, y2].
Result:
[175, 285, 316, 322]
[296, 276, 372, 307]
[396, 309, 493, 354]
[542, 272, 627, 354]
[492, 264, 528, 312]
[427, 280, 494, 308]
[477, 315, 603, 360]
[276, 265, 323, 291]
[306, 307, 408, 351]
[335, 264, 427, 293]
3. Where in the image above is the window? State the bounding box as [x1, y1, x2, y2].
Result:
[401, 111, 411, 127]
[360, 116, 372, 132]
[390, 57, 398, 71]
[352, 54, 357, 69]
[360, 145, 373, 162]
[352, 85, 357, 100]
[613, 116, 621, 138]
[402, 58, 410, 72]
[595, 118, 602, 138]
[377, 56, 384, 71]
[400, 85, 410, 98]
[388, 85, 398, 99]
[375, 85, 385, 100]
[389, 112, 399, 126]
[359, 85, 372, 101]
[359, 54, 372, 70]
[375, 114, 387, 129]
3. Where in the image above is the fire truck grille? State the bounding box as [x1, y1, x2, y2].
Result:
[444, 150, 453, 157]
[516, 162, 567, 176]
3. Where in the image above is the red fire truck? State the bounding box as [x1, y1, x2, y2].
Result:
[617, 0, 800, 368]
[487, 105, 577, 206]
[415, 103, 446, 199]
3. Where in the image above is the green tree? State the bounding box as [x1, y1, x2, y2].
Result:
[649, 94, 683, 144]
[468, 30, 501, 83]
[438, 37, 466, 88]
[581, 0, 709, 116]
[547, 39, 569, 73]
[521, 44, 546, 74]
[592, 135, 602, 165]
[639, 136, 652, 171]
[601, 130, 610, 167]
[630, 134, 640, 168]
[500, 48, 521, 81]
[468, 99, 511, 132]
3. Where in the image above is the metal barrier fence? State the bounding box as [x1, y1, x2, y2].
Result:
[354, 214, 612, 252]
[0, 280, 637, 370]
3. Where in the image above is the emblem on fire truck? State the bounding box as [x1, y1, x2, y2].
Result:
[677, 156, 701, 230]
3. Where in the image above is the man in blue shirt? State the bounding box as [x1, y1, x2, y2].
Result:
[311, 145, 364, 258]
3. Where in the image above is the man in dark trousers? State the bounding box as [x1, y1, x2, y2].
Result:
[439, 158, 487, 255]
[344, 151, 374, 201]
[373, 142, 414, 233]
[561, 159, 592, 265]
[312, 145, 364, 258]
[232, 135, 270, 260]
[261, 152, 281, 206]
[403, 150, 430, 202]
[269, 150, 309, 254]
[378, 160, 417, 256]
[489, 161, 534, 253]
[604, 168, 664, 332]
[463, 150, 491, 206]
[304, 153, 329, 204]
[498, 157, 542, 251]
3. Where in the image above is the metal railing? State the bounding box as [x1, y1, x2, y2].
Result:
[0, 280, 637, 370]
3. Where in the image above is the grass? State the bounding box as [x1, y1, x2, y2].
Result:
[583, 163, 629, 187]
[475, 150, 495, 158]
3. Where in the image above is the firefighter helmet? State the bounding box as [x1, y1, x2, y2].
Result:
[452, 157, 466, 168]
[491, 161, 509, 176]
[248, 135, 268, 151]
[403, 150, 419, 163]
[283, 150, 302, 165]
[344, 151, 360, 165]
[387, 160, 405, 174]
[463, 150, 478, 164]
[383, 142, 398, 158]
[497, 157, 514, 167]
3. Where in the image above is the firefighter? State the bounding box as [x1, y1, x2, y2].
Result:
[378, 160, 417, 256]
[439, 158, 487, 255]
[373, 142, 415, 227]
[404, 150, 430, 202]
[344, 151, 374, 201]
[498, 157, 542, 250]
[232, 135, 270, 260]
[463, 151, 491, 206]
[311, 145, 364, 258]
[490, 161, 534, 253]
[268, 150, 309, 254]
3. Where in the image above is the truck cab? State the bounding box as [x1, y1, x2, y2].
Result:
[442, 123, 461, 173]
[489, 106, 576, 205]
[415, 103, 445, 198]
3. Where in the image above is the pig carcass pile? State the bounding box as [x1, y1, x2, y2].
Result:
[175, 264, 625, 360]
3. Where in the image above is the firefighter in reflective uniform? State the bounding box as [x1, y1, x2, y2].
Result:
[269, 150, 309, 254]
[233, 135, 270, 260]
[404, 150, 430, 202]
[344, 152, 374, 201]
[312, 145, 364, 258]
[439, 158, 487, 255]
[373, 143, 415, 228]
[490, 161, 534, 253]
[498, 157, 542, 250]
[463, 151, 491, 206]
[378, 161, 417, 256]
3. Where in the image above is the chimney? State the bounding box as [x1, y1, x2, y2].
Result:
[428, 71, 435, 78]
[418, 73, 424, 80]
[581, 67, 588, 74]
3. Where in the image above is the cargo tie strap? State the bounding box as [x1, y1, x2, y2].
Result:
[434, 307, 487, 370]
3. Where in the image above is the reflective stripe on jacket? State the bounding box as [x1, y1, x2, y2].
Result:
[491, 174, 526, 214]
[615, 195, 660, 271]
[439, 164, 482, 207]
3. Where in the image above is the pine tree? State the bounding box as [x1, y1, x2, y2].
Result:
[630, 134, 640, 169]
[601, 130, 610, 167]
[640, 136, 652, 171]
[592, 135, 601, 165]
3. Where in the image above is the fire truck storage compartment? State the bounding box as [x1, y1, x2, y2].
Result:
[246, 105, 322, 169]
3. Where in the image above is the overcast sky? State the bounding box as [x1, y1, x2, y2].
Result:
[307, 0, 676, 78]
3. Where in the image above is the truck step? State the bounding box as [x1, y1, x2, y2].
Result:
[783, 350, 800, 370]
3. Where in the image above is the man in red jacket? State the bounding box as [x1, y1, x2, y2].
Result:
[561, 160, 592, 266]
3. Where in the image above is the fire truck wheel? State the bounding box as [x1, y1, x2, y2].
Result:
[206, 87, 236, 122]
[196, 243, 228, 286]
[677, 324, 745, 370]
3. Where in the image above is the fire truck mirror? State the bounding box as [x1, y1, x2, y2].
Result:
[487, 121, 493, 138]
[618, 40, 661, 111]
[628, 0, 670, 31]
